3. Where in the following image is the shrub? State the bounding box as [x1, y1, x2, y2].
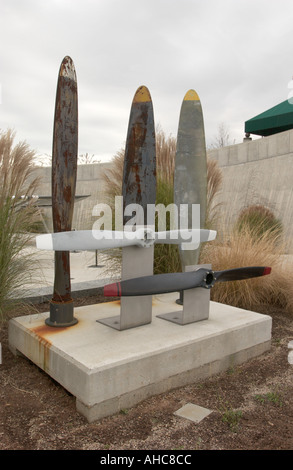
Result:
[0, 129, 41, 320]
[235, 204, 283, 241]
[153, 128, 179, 275]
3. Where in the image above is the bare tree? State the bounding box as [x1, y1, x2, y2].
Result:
[208, 122, 235, 149]
[78, 153, 100, 164]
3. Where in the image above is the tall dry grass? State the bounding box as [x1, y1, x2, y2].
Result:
[156, 124, 176, 186]
[102, 148, 124, 206]
[200, 223, 293, 312]
[0, 129, 41, 320]
[206, 157, 223, 230]
[102, 126, 176, 203]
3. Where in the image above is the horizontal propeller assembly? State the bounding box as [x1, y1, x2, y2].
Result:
[97, 266, 272, 297]
[36, 228, 217, 251]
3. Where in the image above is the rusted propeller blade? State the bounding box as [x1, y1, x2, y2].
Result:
[98, 266, 271, 297]
[47, 56, 78, 327]
[123, 85, 156, 226]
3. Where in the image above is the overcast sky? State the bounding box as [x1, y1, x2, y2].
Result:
[1, 0, 293, 163]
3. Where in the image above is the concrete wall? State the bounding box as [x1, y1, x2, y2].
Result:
[34, 162, 113, 232]
[208, 129, 293, 252]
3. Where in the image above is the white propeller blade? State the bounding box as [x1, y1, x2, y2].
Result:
[155, 229, 216, 248]
[36, 230, 142, 251]
[36, 228, 217, 251]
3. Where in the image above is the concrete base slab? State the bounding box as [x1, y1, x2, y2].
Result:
[8, 293, 272, 423]
[174, 403, 212, 423]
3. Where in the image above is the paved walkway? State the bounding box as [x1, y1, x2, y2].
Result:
[20, 244, 119, 303]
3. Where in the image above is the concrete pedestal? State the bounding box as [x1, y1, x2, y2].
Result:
[8, 294, 272, 423]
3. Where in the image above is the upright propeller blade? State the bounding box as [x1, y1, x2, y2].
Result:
[99, 266, 271, 297]
[36, 228, 217, 251]
[48, 56, 78, 327]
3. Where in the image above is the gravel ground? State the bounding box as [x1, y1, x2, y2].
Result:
[0, 296, 292, 452]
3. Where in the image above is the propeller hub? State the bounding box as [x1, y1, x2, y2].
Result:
[202, 270, 216, 289]
[137, 227, 155, 247]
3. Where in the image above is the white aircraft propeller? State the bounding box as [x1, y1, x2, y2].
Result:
[36, 227, 217, 251]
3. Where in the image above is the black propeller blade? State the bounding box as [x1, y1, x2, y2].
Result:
[214, 266, 271, 283]
[100, 266, 271, 297]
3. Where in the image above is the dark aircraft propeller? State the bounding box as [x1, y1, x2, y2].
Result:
[98, 266, 271, 297]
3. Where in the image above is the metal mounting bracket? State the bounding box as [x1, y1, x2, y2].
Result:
[156, 264, 211, 325]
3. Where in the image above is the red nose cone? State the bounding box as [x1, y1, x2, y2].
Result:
[104, 282, 121, 297]
[263, 267, 272, 276]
